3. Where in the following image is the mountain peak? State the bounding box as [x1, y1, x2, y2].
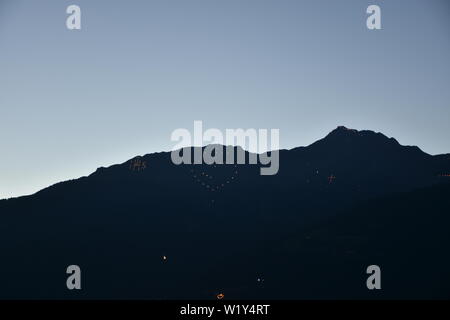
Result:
[327, 126, 390, 139]
[334, 125, 357, 132]
[307, 126, 405, 153]
[324, 126, 362, 140]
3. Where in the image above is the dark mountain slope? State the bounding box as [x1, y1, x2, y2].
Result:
[272, 182, 450, 299]
[0, 127, 449, 299]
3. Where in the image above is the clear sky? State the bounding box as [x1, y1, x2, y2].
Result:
[1, 0, 449, 199]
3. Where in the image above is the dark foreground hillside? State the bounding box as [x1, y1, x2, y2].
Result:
[0, 127, 449, 299]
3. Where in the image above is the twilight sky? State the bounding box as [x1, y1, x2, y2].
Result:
[1, 0, 449, 198]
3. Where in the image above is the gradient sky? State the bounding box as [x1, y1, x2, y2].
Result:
[1, 0, 449, 199]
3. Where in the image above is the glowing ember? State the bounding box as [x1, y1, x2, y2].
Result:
[328, 174, 336, 184]
[129, 158, 147, 171]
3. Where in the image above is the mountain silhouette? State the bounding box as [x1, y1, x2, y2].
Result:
[0, 126, 449, 299]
